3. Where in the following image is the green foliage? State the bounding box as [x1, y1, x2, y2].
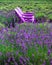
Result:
[0, 23, 5, 28]
[0, 15, 7, 24]
[0, 44, 13, 53]
[26, 44, 48, 65]
[0, 0, 52, 19]
[38, 23, 44, 28]
[48, 14, 52, 19]
[7, 16, 13, 23]
[35, 12, 45, 18]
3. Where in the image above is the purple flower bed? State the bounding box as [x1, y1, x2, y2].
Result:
[0, 23, 52, 65]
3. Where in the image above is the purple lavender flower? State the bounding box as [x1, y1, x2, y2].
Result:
[14, 62, 18, 65]
[0, 52, 2, 56]
[48, 49, 51, 56]
[42, 60, 46, 65]
[50, 59, 52, 65]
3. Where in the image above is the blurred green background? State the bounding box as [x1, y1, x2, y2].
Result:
[0, 0, 52, 19]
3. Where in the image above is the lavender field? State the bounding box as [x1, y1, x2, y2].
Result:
[0, 0, 52, 65]
[0, 23, 52, 65]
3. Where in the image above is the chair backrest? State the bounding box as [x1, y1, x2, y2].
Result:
[15, 7, 25, 22]
[16, 7, 23, 15]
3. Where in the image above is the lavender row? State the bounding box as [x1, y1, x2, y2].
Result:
[0, 23, 52, 65]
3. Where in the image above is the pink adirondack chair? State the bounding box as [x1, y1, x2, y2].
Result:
[15, 7, 35, 23]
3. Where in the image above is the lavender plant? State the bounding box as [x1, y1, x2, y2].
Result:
[0, 23, 52, 65]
